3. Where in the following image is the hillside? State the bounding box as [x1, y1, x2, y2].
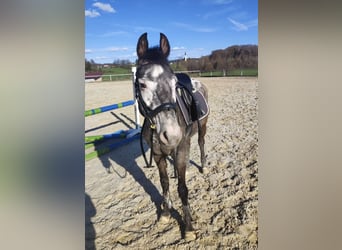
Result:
[86, 45, 258, 74]
[171, 45, 258, 72]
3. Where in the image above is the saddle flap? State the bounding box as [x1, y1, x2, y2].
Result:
[176, 73, 193, 93]
[192, 90, 209, 121]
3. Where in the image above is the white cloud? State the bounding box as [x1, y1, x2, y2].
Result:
[228, 18, 248, 31]
[93, 2, 116, 13]
[85, 9, 100, 18]
[95, 56, 111, 61]
[100, 31, 128, 37]
[106, 47, 129, 52]
[172, 46, 186, 51]
[85, 2, 116, 17]
[85, 49, 92, 53]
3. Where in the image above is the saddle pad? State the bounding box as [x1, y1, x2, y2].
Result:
[176, 73, 209, 126]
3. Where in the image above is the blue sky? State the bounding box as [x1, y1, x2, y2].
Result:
[85, 0, 258, 63]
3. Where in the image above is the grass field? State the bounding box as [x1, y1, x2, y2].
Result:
[101, 67, 131, 74]
[100, 67, 132, 81]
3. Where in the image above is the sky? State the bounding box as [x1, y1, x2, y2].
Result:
[85, 0, 258, 64]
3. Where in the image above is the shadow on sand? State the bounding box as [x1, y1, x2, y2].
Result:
[85, 111, 186, 240]
[85, 193, 97, 250]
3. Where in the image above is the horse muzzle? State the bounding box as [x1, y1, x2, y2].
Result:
[158, 124, 182, 147]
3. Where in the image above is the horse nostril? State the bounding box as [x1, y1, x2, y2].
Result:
[160, 127, 181, 146]
[163, 131, 169, 142]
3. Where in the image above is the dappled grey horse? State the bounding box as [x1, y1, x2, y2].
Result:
[135, 33, 209, 240]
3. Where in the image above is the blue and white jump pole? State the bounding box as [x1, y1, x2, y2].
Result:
[85, 67, 141, 161]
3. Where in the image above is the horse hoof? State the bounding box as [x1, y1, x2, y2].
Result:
[185, 231, 197, 241]
[159, 214, 171, 224]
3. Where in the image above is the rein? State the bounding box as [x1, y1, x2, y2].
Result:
[135, 78, 177, 167]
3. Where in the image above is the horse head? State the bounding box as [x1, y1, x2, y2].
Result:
[135, 33, 183, 150]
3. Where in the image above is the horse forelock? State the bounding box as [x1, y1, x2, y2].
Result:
[138, 46, 168, 65]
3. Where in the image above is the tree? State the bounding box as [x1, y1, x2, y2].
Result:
[193, 45, 258, 72]
[85, 59, 92, 72]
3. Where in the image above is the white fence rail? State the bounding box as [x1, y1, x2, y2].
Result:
[85, 69, 257, 83]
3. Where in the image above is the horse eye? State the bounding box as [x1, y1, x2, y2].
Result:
[140, 83, 147, 89]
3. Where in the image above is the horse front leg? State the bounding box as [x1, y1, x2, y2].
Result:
[154, 154, 172, 223]
[198, 119, 208, 174]
[175, 138, 197, 240]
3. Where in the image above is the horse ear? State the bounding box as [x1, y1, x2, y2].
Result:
[137, 33, 148, 59]
[160, 33, 170, 58]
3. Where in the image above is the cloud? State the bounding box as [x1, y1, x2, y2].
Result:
[93, 2, 116, 13]
[85, 2, 115, 17]
[85, 9, 100, 18]
[106, 47, 129, 52]
[172, 22, 216, 33]
[100, 31, 128, 37]
[228, 18, 247, 31]
[172, 46, 186, 51]
[85, 49, 92, 53]
[228, 18, 258, 31]
[95, 56, 111, 61]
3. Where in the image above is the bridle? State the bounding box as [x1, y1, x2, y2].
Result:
[134, 65, 178, 167]
[134, 79, 177, 128]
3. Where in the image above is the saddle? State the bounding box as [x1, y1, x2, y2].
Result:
[175, 73, 209, 126]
